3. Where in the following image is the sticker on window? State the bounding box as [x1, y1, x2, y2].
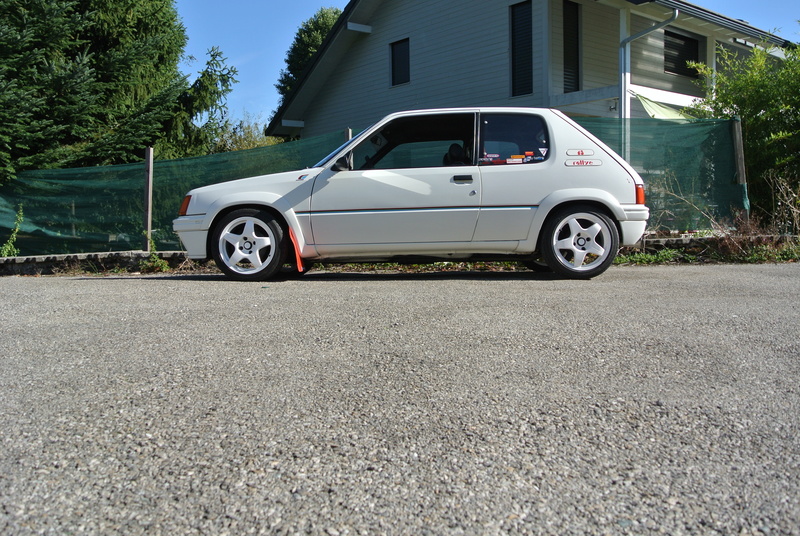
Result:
[523, 151, 545, 162]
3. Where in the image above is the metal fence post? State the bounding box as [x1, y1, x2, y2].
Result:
[143, 147, 154, 251]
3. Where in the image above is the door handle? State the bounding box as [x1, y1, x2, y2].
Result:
[453, 175, 473, 183]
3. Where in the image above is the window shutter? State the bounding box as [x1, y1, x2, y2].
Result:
[391, 39, 410, 86]
[510, 1, 533, 96]
[563, 0, 580, 93]
[664, 30, 699, 78]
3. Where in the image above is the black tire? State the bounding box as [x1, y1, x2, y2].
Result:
[211, 208, 287, 281]
[541, 205, 619, 279]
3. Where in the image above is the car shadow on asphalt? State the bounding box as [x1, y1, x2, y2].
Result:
[116, 270, 568, 282]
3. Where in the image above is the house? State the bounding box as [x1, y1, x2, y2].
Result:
[267, 0, 791, 137]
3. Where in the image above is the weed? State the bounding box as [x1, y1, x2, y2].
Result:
[139, 235, 170, 273]
[1, 205, 23, 257]
[615, 248, 685, 265]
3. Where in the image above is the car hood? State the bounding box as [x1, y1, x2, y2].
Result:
[186, 168, 322, 214]
[190, 168, 321, 196]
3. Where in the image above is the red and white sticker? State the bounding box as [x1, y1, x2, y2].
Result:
[565, 159, 602, 167]
[566, 149, 595, 156]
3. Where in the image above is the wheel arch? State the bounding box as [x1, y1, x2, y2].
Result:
[205, 203, 293, 259]
[530, 196, 623, 253]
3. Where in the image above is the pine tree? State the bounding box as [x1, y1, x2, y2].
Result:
[0, 0, 237, 182]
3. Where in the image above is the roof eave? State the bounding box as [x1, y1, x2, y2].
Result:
[629, 0, 794, 48]
[266, 0, 363, 136]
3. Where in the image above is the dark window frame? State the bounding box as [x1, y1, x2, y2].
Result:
[510, 1, 533, 97]
[391, 38, 410, 86]
[563, 0, 581, 93]
[664, 29, 700, 78]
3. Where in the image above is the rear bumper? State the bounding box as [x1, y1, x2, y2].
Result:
[173, 216, 208, 259]
[619, 205, 649, 246]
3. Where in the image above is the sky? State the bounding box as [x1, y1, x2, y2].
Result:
[174, 0, 349, 124]
[174, 0, 798, 124]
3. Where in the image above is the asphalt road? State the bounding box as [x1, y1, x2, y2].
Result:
[1, 264, 799, 535]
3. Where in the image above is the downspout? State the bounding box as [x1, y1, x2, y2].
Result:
[619, 8, 679, 119]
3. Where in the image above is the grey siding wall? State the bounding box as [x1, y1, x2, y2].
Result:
[550, 0, 619, 96]
[302, 0, 544, 136]
[297, 0, 724, 134]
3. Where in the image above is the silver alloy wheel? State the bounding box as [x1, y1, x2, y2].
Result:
[542, 207, 619, 278]
[219, 216, 274, 274]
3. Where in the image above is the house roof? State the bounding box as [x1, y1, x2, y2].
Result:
[266, 0, 373, 137]
[631, 0, 793, 48]
[266, 0, 793, 136]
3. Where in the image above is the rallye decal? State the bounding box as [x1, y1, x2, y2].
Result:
[565, 159, 602, 167]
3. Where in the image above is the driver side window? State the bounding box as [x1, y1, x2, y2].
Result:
[349, 113, 475, 170]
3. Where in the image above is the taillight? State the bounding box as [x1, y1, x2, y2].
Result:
[635, 184, 645, 205]
[178, 195, 192, 216]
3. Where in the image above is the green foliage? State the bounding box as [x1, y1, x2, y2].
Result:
[688, 34, 800, 216]
[273, 6, 342, 115]
[139, 235, 170, 273]
[157, 47, 238, 159]
[1, 204, 23, 258]
[614, 248, 688, 265]
[212, 113, 285, 153]
[0, 0, 237, 181]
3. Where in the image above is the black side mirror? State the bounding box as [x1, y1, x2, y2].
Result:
[331, 155, 352, 172]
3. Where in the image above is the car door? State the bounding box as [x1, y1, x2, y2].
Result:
[309, 112, 480, 249]
[473, 112, 555, 241]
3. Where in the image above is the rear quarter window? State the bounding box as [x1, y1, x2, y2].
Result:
[479, 113, 549, 165]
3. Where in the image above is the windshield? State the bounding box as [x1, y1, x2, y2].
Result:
[312, 126, 371, 168]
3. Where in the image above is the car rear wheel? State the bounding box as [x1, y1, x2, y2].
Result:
[541, 206, 619, 279]
[211, 209, 287, 281]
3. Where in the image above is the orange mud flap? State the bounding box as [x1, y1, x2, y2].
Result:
[288, 227, 306, 273]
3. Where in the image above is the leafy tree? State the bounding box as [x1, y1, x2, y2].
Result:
[212, 113, 284, 153]
[0, 0, 237, 182]
[274, 6, 342, 115]
[689, 36, 799, 216]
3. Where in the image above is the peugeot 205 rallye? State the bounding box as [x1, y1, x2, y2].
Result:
[173, 108, 648, 280]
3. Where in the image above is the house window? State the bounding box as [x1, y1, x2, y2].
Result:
[391, 38, 410, 86]
[664, 30, 699, 78]
[510, 1, 533, 96]
[563, 0, 580, 93]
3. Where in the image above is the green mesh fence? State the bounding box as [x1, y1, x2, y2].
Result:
[0, 120, 747, 257]
[574, 118, 747, 233]
[0, 131, 345, 255]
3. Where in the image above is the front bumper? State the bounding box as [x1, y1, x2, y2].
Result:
[173, 216, 209, 259]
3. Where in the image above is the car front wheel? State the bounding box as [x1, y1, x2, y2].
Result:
[541, 206, 619, 279]
[211, 208, 287, 281]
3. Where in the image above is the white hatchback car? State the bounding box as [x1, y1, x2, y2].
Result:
[174, 108, 648, 280]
